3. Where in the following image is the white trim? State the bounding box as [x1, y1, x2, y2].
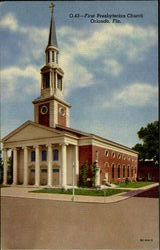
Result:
[79, 138, 138, 157]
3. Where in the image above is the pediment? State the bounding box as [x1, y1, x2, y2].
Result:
[3, 121, 62, 143]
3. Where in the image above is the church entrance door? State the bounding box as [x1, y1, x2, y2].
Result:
[40, 169, 47, 185]
[53, 169, 59, 185]
[29, 169, 35, 185]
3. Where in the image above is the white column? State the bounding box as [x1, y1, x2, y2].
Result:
[13, 148, 18, 185]
[23, 146, 28, 186]
[74, 145, 79, 185]
[95, 166, 100, 187]
[35, 146, 40, 186]
[61, 143, 67, 187]
[47, 144, 52, 186]
[3, 148, 8, 185]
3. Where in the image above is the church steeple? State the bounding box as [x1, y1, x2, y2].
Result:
[32, 2, 71, 128]
[45, 2, 59, 66]
[47, 4, 58, 48]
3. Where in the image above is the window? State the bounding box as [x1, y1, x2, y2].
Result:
[123, 165, 125, 178]
[56, 52, 58, 64]
[105, 150, 109, 157]
[42, 150, 47, 161]
[31, 169, 35, 173]
[127, 166, 130, 177]
[53, 149, 59, 161]
[112, 152, 115, 158]
[31, 151, 35, 162]
[41, 169, 47, 173]
[118, 165, 121, 178]
[57, 74, 62, 90]
[131, 168, 133, 177]
[112, 164, 115, 179]
[52, 51, 54, 62]
[48, 51, 50, 63]
[53, 169, 59, 173]
[105, 162, 109, 168]
[43, 72, 50, 88]
[118, 153, 121, 159]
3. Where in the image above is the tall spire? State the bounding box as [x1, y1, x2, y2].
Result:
[48, 2, 58, 48]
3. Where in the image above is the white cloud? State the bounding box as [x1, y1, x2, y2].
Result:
[0, 66, 40, 100]
[58, 23, 157, 94]
[0, 12, 18, 31]
[103, 59, 123, 76]
[0, 12, 157, 99]
[103, 83, 158, 108]
[62, 24, 157, 61]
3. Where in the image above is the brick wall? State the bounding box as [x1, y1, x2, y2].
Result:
[39, 103, 49, 127]
[137, 161, 159, 182]
[58, 104, 66, 126]
[79, 144, 138, 184]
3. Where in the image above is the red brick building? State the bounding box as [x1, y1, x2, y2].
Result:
[2, 4, 138, 188]
[137, 161, 159, 182]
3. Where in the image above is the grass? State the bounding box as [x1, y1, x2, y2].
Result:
[116, 181, 155, 188]
[30, 188, 130, 197]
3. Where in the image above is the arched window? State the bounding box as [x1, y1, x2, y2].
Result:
[118, 165, 121, 178]
[131, 167, 133, 177]
[42, 150, 47, 161]
[53, 149, 59, 161]
[123, 165, 125, 178]
[48, 51, 50, 63]
[118, 153, 121, 159]
[56, 52, 58, 64]
[52, 51, 54, 62]
[31, 151, 35, 162]
[43, 72, 50, 88]
[105, 150, 109, 157]
[112, 164, 115, 179]
[57, 74, 62, 90]
[127, 166, 130, 177]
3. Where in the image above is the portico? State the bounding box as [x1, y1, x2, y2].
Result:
[2, 121, 79, 187]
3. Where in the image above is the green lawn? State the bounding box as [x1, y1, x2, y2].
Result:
[116, 181, 155, 188]
[30, 188, 130, 197]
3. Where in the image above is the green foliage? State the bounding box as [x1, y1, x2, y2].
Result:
[116, 181, 155, 188]
[31, 188, 130, 197]
[91, 162, 96, 187]
[125, 178, 129, 184]
[132, 121, 159, 164]
[80, 162, 89, 187]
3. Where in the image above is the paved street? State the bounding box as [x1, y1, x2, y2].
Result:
[1, 186, 159, 249]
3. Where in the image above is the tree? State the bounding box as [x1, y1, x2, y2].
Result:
[91, 162, 96, 187]
[80, 162, 89, 187]
[132, 121, 159, 164]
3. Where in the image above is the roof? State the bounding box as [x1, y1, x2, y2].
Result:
[56, 124, 138, 154]
[47, 12, 58, 48]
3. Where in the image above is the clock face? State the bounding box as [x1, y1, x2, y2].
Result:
[59, 107, 65, 116]
[40, 105, 48, 115]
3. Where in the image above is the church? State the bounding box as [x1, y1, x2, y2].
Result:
[2, 4, 138, 188]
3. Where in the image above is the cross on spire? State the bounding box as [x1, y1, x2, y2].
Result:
[49, 2, 55, 14]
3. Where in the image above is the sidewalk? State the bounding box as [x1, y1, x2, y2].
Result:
[1, 183, 159, 204]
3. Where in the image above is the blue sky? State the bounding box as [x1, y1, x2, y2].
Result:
[0, 1, 158, 147]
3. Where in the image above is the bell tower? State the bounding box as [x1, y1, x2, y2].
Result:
[33, 2, 71, 128]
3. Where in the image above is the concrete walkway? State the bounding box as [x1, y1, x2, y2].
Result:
[1, 183, 159, 204]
